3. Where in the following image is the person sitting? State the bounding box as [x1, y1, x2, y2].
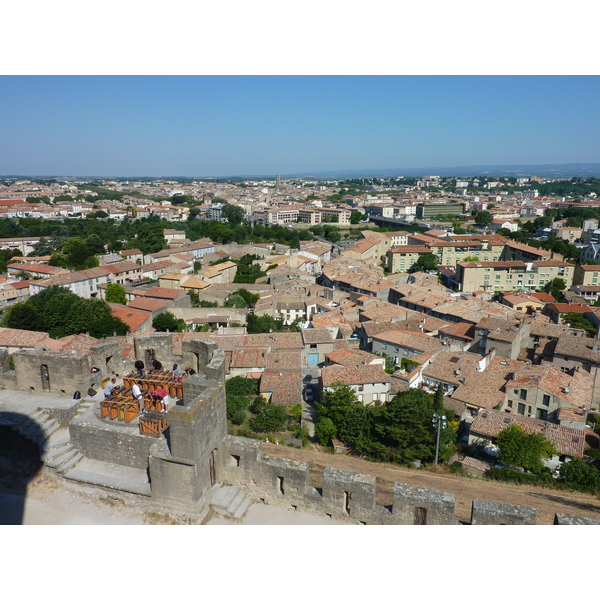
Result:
[134, 360, 145, 377]
[185, 367, 196, 376]
[151, 358, 163, 372]
[103, 378, 117, 398]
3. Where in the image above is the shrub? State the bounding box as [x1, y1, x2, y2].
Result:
[585, 448, 600, 460]
[232, 410, 246, 426]
[226, 395, 251, 419]
[315, 417, 337, 446]
[226, 376, 259, 397]
[294, 425, 310, 444]
[487, 466, 553, 486]
[249, 404, 288, 433]
[559, 458, 600, 491]
[449, 461, 462, 475]
[250, 396, 266, 413]
[288, 404, 302, 422]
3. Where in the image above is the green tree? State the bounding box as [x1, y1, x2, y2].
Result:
[559, 457, 600, 491]
[85, 234, 106, 255]
[382, 389, 440, 465]
[224, 293, 247, 308]
[86, 312, 130, 338]
[152, 310, 186, 332]
[246, 313, 283, 334]
[221, 204, 245, 225]
[62, 236, 91, 267]
[226, 395, 252, 420]
[408, 254, 438, 273]
[350, 211, 367, 224]
[137, 222, 167, 254]
[560, 312, 596, 337]
[105, 283, 127, 304]
[315, 417, 337, 446]
[2, 303, 43, 331]
[234, 288, 260, 307]
[474, 211, 493, 226]
[317, 382, 361, 425]
[226, 376, 259, 397]
[542, 277, 566, 301]
[249, 404, 288, 433]
[496, 424, 556, 474]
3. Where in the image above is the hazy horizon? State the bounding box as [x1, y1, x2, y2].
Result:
[2, 76, 600, 178]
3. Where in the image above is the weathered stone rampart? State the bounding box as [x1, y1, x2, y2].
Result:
[2, 334, 598, 525]
[220, 435, 459, 524]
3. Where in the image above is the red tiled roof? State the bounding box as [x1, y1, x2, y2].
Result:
[470, 409, 587, 458]
[127, 297, 169, 312]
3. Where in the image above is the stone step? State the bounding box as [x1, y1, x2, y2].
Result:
[15, 420, 39, 438]
[33, 413, 53, 428]
[42, 421, 61, 439]
[29, 407, 46, 420]
[64, 458, 152, 496]
[46, 446, 78, 469]
[45, 428, 71, 450]
[211, 485, 240, 513]
[57, 451, 84, 474]
[228, 489, 248, 516]
[76, 401, 95, 416]
[42, 442, 73, 463]
[232, 497, 252, 520]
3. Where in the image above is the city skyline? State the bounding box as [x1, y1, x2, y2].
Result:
[2, 76, 600, 178]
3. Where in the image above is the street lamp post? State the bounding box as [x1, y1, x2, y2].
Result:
[432, 413, 447, 465]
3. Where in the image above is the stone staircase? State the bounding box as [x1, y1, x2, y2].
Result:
[28, 407, 85, 476]
[210, 484, 253, 520]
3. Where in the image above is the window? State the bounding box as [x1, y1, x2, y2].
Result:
[536, 408, 548, 420]
[517, 403, 526, 415]
[542, 394, 550, 407]
[507, 400, 513, 408]
[519, 389, 527, 400]
[381, 343, 387, 350]
[373, 393, 378, 401]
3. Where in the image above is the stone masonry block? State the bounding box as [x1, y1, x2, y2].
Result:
[554, 513, 600, 525]
[322, 467, 376, 521]
[471, 499, 536, 525]
[392, 483, 456, 525]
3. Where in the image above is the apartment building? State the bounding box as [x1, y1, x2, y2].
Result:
[29, 266, 111, 299]
[387, 246, 433, 273]
[456, 260, 575, 293]
[573, 264, 600, 286]
[415, 203, 465, 218]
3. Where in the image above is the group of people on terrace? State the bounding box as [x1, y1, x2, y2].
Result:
[102, 359, 191, 413]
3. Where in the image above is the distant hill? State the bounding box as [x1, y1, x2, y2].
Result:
[4, 162, 600, 181]
[275, 163, 600, 180]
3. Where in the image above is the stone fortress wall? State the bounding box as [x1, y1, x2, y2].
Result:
[1, 338, 599, 525]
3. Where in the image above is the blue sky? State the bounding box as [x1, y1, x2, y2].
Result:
[1, 76, 600, 177]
